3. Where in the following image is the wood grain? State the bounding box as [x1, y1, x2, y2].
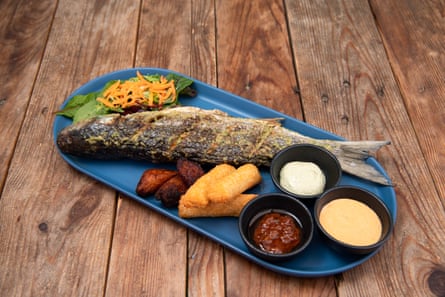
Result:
[0, 0, 139, 296]
[370, 0, 445, 200]
[135, 0, 192, 72]
[215, 0, 302, 118]
[105, 199, 187, 297]
[187, 234, 225, 297]
[286, 0, 393, 141]
[1, 0, 444, 296]
[369, 1, 445, 295]
[286, 0, 445, 296]
[191, 0, 218, 86]
[0, 0, 56, 193]
[225, 252, 336, 297]
[104, 1, 193, 296]
[215, 0, 334, 295]
[188, 1, 226, 296]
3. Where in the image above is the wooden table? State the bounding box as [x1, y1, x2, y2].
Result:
[1, 0, 444, 296]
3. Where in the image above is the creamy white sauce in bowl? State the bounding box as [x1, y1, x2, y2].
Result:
[279, 161, 326, 196]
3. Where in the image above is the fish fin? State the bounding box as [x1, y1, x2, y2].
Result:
[338, 158, 392, 185]
[336, 140, 392, 185]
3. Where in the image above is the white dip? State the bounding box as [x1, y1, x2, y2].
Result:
[279, 161, 326, 195]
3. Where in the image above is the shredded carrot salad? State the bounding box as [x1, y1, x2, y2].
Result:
[96, 71, 176, 109]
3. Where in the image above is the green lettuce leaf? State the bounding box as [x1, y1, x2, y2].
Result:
[56, 74, 195, 123]
[72, 99, 110, 124]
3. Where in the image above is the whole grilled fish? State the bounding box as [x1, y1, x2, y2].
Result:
[56, 106, 391, 185]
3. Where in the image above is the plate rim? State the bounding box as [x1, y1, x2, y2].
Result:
[53, 67, 397, 277]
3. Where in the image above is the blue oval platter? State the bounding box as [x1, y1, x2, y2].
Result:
[53, 67, 396, 277]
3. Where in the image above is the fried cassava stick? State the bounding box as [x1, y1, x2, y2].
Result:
[207, 163, 261, 203]
[178, 194, 257, 218]
[181, 164, 236, 208]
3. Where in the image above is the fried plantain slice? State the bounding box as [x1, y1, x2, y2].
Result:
[176, 158, 205, 187]
[155, 175, 188, 208]
[136, 168, 178, 197]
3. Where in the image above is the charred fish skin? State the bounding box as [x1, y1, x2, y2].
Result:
[57, 108, 278, 164]
[56, 107, 391, 185]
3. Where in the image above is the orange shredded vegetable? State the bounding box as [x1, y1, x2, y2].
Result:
[96, 71, 176, 109]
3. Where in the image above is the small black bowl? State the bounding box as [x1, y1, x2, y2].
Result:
[270, 144, 342, 200]
[314, 186, 394, 255]
[238, 193, 314, 262]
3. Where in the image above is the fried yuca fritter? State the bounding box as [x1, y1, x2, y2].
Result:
[178, 194, 257, 218]
[206, 163, 261, 203]
[180, 164, 236, 208]
[178, 163, 262, 218]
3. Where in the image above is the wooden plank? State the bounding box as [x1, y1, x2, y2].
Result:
[286, 0, 445, 296]
[370, 0, 445, 202]
[0, 0, 139, 296]
[190, 0, 218, 86]
[215, 0, 336, 294]
[105, 0, 226, 296]
[226, 253, 337, 296]
[188, 0, 226, 296]
[215, 0, 303, 118]
[369, 1, 445, 296]
[187, 233, 225, 297]
[104, 1, 195, 296]
[105, 200, 187, 296]
[0, 0, 56, 192]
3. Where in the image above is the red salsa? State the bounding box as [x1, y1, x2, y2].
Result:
[252, 212, 302, 254]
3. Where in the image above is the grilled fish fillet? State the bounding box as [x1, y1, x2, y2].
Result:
[56, 106, 391, 185]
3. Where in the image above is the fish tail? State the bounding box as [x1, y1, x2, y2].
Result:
[321, 139, 392, 185]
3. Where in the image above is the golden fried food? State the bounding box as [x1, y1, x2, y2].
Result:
[136, 168, 178, 197]
[180, 164, 236, 208]
[155, 175, 188, 208]
[177, 158, 205, 187]
[207, 163, 261, 203]
[178, 194, 257, 218]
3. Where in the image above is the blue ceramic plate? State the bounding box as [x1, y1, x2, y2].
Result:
[53, 68, 396, 277]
